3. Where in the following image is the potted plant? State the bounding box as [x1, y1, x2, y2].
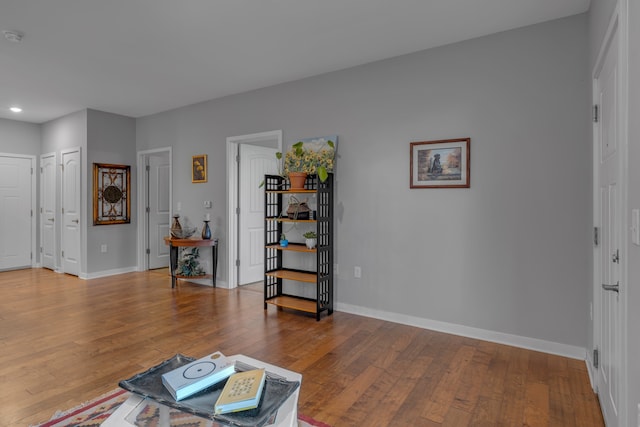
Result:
[260, 139, 335, 189]
[279, 233, 289, 247]
[303, 231, 317, 249]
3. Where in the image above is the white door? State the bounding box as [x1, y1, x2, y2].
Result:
[61, 149, 81, 276]
[40, 153, 57, 270]
[0, 156, 32, 270]
[596, 27, 620, 427]
[238, 144, 278, 284]
[147, 152, 170, 269]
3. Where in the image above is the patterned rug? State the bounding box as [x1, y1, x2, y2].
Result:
[32, 388, 331, 427]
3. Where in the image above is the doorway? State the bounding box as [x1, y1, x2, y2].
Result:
[137, 147, 172, 271]
[227, 130, 282, 289]
[592, 9, 627, 427]
[0, 153, 36, 271]
[40, 152, 57, 270]
[60, 148, 81, 276]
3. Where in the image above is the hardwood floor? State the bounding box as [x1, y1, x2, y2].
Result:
[0, 268, 603, 426]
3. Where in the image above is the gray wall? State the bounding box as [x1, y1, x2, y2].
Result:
[137, 15, 590, 349]
[86, 109, 137, 274]
[0, 118, 41, 156]
[41, 109, 137, 276]
[41, 110, 87, 270]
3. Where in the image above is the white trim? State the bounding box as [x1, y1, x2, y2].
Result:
[80, 266, 138, 280]
[226, 130, 282, 289]
[40, 151, 57, 271]
[591, 2, 629, 425]
[136, 147, 172, 272]
[337, 302, 586, 360]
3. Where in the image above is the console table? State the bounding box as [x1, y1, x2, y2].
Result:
[163, 236, 218, 288]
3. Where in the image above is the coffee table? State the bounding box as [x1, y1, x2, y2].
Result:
[103, 354, 301, 427]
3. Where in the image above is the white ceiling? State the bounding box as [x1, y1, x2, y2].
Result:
[0, 0, 590, 124]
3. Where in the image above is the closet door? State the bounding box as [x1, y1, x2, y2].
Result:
[0, 155, 32, 270]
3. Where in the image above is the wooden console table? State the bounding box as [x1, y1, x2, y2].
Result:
[163, 236, 218, 288]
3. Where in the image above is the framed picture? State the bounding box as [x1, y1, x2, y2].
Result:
[410, 138, 470, 188]
[93, 163, 131, 225]
[192, 154, 207, 183]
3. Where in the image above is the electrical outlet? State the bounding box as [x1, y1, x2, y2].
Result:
[354, 266, 362, 278]
[101, 244, 107, 253]
[204, 200, 212, 208]
[177, 201, 182, 211]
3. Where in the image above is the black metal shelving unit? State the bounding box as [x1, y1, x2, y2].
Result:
[263, 173, 333, 320]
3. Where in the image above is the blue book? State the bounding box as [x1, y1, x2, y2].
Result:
[161, 352, 235, 401]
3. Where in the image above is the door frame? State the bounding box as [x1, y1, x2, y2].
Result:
[0, 152, 36, 269]
[60, 147, 82, 276]
[136, 147, 172, 271]
[591, 2, 629, 426]
[227, 130, 282, 289]
[39, 152, 57, 270]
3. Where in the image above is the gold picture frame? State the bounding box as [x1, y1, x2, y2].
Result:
[93, 163, 131, 225]
[192, 154, 207, 183]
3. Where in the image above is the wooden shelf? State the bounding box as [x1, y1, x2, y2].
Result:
[266, 189, 316, 194]
[266, 296, 317, 313]
[266, 217, 316, 223]
[175, 274, 212, 280]
[265, 269, 316, 283]
[266, 243, 316, 253]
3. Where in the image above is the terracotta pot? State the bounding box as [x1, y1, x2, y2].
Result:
[288, 172, 307, 190]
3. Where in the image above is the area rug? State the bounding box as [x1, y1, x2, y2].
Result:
[32, 388, 331, 427]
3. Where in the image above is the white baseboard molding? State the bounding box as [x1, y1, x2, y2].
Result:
[336, 302, 586, 360]
[585, 351, 597, 391]
[80, 266, 138, 280]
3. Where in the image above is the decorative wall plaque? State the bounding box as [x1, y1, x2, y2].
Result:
[93, 163, 131, 225]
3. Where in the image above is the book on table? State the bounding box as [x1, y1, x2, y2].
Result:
[161, 351, 235, 401]
[214, 368, 267, 414]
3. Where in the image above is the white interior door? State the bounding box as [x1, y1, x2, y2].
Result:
[596, 26, 621, 427]
[0, 156, 32, 270]
[147, 152, 170, 269]
[40, 153, 56, 270]
[61, 148, 81, 276]
[238, 144, 278, 285]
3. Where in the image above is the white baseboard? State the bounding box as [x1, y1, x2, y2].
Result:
[80, 266, 138, 280]
[336, 302, 587, 360]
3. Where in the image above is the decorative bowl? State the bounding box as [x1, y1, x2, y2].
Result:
[170, 226, 197, 239]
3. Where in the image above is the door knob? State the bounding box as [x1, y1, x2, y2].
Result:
[602, 282, 619, 293]
[48, 218, 54, 222]
[71, 219, 79, 223]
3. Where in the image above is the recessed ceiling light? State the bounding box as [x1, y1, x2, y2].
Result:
[10, 106, 23, 113]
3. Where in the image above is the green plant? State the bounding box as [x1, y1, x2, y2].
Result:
[283, 141, 335, 183]
[303, 231, 317, 239]
[175, 247, 205, 277]
[260, 140, 335, 187]
[280, 233, 287, 241]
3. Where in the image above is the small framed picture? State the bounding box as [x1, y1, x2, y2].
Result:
[192, 154, 207, 183]
[410, 138, 470, 188]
